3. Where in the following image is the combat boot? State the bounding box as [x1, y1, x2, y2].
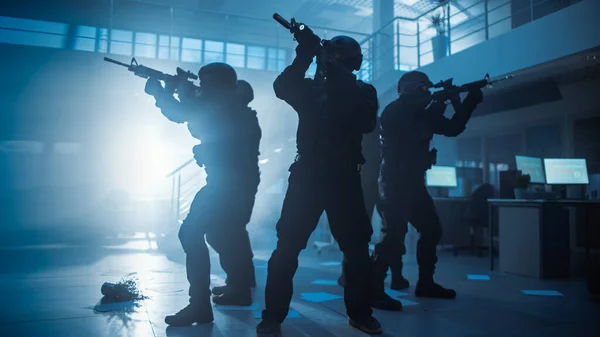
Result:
[348, 315, 383, 335]
[370, 256, 403, 311]
[256, 320, 281, 337]
[212, 285, 228, 296]
[390, 263, 410, 290]
[212, 281, 257, 296]
[391, 276, 410, 290]
[164, 302, 214, 326]
[415, 280, 456, 299]
[371, 291, 403, 311]
[212, 287, 252, 306]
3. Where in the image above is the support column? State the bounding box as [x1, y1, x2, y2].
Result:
[481, 136, 490, 183]
[562, 115, 574, 157]
[372, 0, 395, 80]
[65, 24, 77, 50]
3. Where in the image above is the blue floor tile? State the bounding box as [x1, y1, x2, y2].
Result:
[385, 289, 409, 297]
[521, 290, 564, 297]
[252, 309, 300, 319]
[320, 261, 342, 267]
[467, 274, 491, 280]
[311, 279, 339, 286]
[300, 292, 343, 303]
[399, 299, 419, 306]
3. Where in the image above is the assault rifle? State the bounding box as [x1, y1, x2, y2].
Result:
[429, 73, 514, 102]
[104, 57, 198, 93]
[273, 13, 355, 83]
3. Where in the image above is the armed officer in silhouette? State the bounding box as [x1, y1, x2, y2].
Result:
[256, 26, 387, 336]
[371, 71, 483, 304]
[338, 116, 410, 292]
[145, 63, 261, 326]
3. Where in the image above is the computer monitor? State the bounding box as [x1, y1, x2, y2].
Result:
[544, 158, 589, 185]
[515, 155, 546, 184]
[426, 166, 458, 188]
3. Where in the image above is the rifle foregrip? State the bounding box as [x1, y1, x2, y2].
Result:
[273, 13, 292, 30]
[460, 79, 488, 92]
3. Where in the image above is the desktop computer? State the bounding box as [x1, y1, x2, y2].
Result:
[514, 155, 558, 199]
[426, 166, 458, 188]
[544, 158, 590, 199]
[515, 155, 546, 184]
[426, 166, 458, 197]
[544, 158, 589, 185]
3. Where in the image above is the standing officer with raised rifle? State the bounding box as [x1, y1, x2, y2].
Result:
[372, 71, 485, 303]
[256, 14, 386, 336]
[143, 62, 261, 326]
[337, 115, 411, 292]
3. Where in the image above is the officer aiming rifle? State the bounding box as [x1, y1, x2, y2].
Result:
[273, 13, 360, 83]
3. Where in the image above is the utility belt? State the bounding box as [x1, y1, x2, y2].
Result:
[381, 148, 437, 172]
[293, 153, 362, 173]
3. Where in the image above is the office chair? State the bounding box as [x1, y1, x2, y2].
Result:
[453, 184, 496, 257]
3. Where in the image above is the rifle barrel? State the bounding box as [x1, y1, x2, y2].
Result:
[103, 57, 129, 68]
[273, 13, 292, 30]
[489, 74, 514, 85]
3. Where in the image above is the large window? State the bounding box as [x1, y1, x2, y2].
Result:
[110, 29, 133, 56]
[73, 25, 96, 52]
[181, 38, 202, 63]
[97, 28, 109, 53]
[159, 35, 180, 61]
[226, 43, 245, 68]
[267, 47, 287, 72]
[134, 32, 156, 59]
[0, 16, 67, 49]
[0, 15, 293, 74]
[246, 46, 266, 70]
[204, 40, 224, 63]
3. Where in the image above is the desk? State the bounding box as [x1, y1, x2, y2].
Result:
[488, 199, 600, 279]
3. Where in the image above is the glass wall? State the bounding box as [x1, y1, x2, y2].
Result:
[0, 16, 290, 73]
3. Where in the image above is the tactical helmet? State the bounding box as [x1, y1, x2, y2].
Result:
[236, 79, 254, 105]
[397, 71, 433, 94]
[198, 62, 238, 90]
[329, 35, 363, 71]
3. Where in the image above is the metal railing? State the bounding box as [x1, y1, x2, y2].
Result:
[360, 0, 583, 83]
[166, 157, 206, 225]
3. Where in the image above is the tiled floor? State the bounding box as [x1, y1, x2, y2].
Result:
[0, 237, 598, 337]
